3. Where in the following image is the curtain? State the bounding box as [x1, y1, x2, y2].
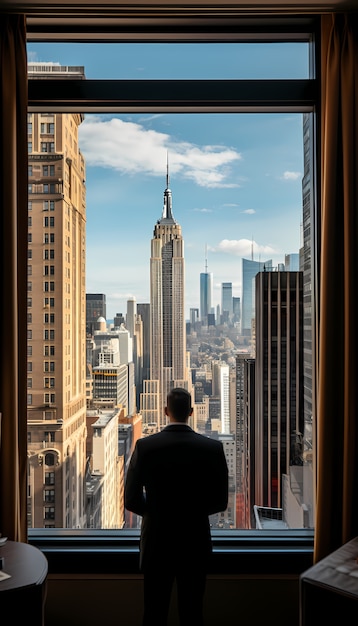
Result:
[315, 13, 358, 563]
[0, 15, 28, 542]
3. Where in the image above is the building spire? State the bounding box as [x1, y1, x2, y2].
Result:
[166, 151, 170, 189]
[205, 243, 208, 273]
[161, 151, 175, 222]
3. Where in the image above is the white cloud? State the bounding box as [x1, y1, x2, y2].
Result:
[242, 208, 256, 214]
[79, 116, 242, 188]
[193, 207, 213, 213]
[281, 170, 301, 180]
[214, 238, 276, 257]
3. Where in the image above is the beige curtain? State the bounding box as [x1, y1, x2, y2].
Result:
[0, 14, 28, 542]
[315, 13, 358, 563]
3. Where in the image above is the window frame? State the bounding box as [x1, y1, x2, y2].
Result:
[26, 16, 319, 577]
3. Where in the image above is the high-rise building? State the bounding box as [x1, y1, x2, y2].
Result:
[221, 282, 233, 321]
[301, 112, 315, 528]
[200, 246, 213, 324]
[200, 273, 213, 324]
[254, 271, 304, 510]
[137, 303, 150, 382]
[140, 163, 190, 429]
[86, 294, 106, 336]
[27, 63, 87, 528]
[235, 353, 255, 529]
[285, 253, 300, 271]
[241, 257, 272, 338]
[126, 298, 136, 339]
[233, 296, 241, 324]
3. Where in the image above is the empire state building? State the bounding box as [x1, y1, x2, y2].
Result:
[140, 162, 190, 431]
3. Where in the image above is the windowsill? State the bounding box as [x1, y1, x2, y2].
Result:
[29, 528, 314, 576]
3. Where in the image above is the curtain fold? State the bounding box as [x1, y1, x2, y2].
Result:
[315, 13, 358, 563]
[0, 14, 28, 542]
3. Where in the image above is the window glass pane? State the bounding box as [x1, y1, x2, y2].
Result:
[26, 45, 314, 532]
[27, 42, 309, 79]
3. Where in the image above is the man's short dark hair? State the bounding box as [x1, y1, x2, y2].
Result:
[167, 387, 192, 422]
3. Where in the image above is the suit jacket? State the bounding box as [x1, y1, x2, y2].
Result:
[124, 423, 229, 571]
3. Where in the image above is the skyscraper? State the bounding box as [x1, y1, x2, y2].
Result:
[254, 270, 304, 510]
[241, 257, 272, 338]
[221, 282, 233, 322]
[27, 63, 87, 528]
[200, 248, 213, 323]
[140, 162, 189, 429]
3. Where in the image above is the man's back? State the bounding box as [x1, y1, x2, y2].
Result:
[124, 387, 229, 626]
[125, 423, 228, 567]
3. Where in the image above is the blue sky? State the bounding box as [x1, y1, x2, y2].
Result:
[27, 42, 308, 320]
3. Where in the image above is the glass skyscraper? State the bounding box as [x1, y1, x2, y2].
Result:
[241, 258, 272, 337]
[200, 271, 213, 323]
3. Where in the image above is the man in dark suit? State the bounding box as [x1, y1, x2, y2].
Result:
[124, 387, 229, 626]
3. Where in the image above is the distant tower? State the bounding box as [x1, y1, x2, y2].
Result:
[86, 293, 106, 336]
[221, 282, 233, 322]
[140, 157, 189, 429]
[200, 245, 213, 323]
[241, 257, 272, 338]
[126, 298, 136, 339]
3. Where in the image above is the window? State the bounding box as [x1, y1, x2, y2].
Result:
[45, 507, 55, 520]
[45, 472, 55, 485]
[44, 489, 55, 502]
[41, 141, 55, 153]
[43, 165, 55, 176]
[27, 25, 316, 560]
[44, 393, 55, 404]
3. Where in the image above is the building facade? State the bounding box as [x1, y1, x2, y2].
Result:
[254, 270, 304, 510]
[27, 63, 87, 528]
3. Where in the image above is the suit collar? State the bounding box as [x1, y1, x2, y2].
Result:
[163, 423, 192, 431]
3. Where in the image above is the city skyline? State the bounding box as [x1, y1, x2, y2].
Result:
[27, 43, 307, 319]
